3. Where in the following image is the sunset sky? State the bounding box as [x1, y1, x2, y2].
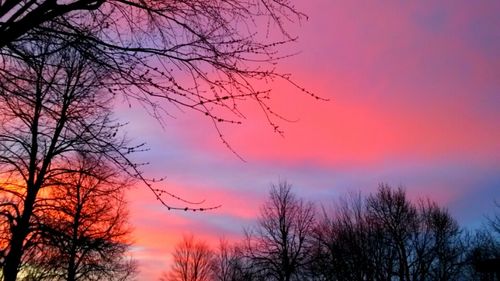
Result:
[117, 1, 500, 279]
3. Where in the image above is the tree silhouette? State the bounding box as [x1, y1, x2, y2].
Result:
[366, 185, 419, 281]
[309, 192, 379, 281]
[415, 199, 466, 281]
[20, 154, 136, 281]
[161, 234, 214, 281]
[310, 184, 467, 281]
[0, 33, 141, 280]
[467, 203, 500, 281]
[244, 182, 315, 281]
[211, 238, 238, 281]
[212, 238, 265, 281]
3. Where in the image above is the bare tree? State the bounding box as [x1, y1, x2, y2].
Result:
[212, 238, 264, 281]
[20, 154, 137, 281]
[466, 204, 500, 281]
[415, 200, 466, 281]
[244, 182, 315, 281]
[0, 34, 143, 280]
[161, 234, 214, 281]
[366, 185, 419, 281]
[310, 184, 467, 281]
[309, 193, 381, 281]
[366, 185, 468, 281]
[211, 238, 238, 281]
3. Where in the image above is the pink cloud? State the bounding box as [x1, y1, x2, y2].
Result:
[164, 69, 499, 168]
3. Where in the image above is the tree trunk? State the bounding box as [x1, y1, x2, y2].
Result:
[2, 189, 38, 281]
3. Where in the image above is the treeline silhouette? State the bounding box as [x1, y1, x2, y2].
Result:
[162, 183, 500, 281]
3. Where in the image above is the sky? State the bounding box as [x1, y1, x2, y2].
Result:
[117, 1, 500, 279]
